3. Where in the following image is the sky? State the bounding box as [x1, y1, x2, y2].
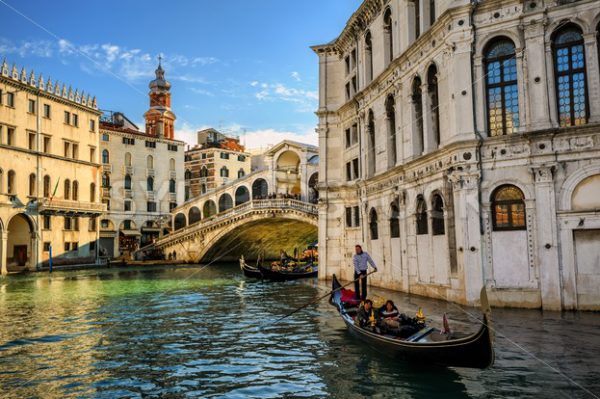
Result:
[0, 0, 362, 148]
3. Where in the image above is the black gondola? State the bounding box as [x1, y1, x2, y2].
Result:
[329, 274, 495, 369]
[257, 263, 318, 282]
[239, 256, 263, 279]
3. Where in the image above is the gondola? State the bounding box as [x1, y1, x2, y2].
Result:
[257, 262, 318, 282]
[329, 274, 495, 369]
[239, 256, 263, 279]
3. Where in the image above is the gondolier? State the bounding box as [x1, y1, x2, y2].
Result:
[352, 244, 377, 300]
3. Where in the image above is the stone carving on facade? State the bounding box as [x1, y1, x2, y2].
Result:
[531, 165, 555, 184]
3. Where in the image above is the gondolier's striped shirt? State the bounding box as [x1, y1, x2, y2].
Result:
[353, 252, 377, 273]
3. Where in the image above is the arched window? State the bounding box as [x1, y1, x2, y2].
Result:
[485, 38, 519, 136]
[220, 166, 229, 178]
[102, 173, 110, 188]
[200, 166, 208, 178]
[365, 31, 373, 83]
[169, 158, 175, 171]
[431, 193, 445, 235]
[72, 180, 79, 201]
[90, 183, 96, 203]
[64, 179, 71, 200]
[367, 109, 376, 177]
[29, 173, 36, 196]
[124, 175, 132, 190]
[169, 179, 176, 193]
[188, 207, 201, 224]
[185, 170, 192, 180]
[219, 194, 233, 212]
[369, 208, 379, 240]
[491, 185, 526, 231]
[43, 175, 51, 197]
[147, 176, 154, 192]
[383, 8, 393, 66]
[238, 169, 245, 179]
[386, 95, 397, 167]
[7, 170, 16, 194]
[147, 155, 154, 169]
[429, 0, 435, 26]
[553, 25, 588, 127]
[416, 196, 428, 235]
[390, 203, 400, 238]
[102, 149, 109, 164]
[125, 152, 132, 167]
[427, 64, 440, 147]
[412, 76, 424, 155]
[415, 0, 421, 39]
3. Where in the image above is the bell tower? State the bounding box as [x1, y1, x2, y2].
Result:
[144, 56, 176, 139]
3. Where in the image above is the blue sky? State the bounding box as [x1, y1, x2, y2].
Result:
[0, 0, 361, 148]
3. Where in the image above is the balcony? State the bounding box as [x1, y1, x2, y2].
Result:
[170, 170, 177, 179]
[147, 168, 155, 177]
[101, 187, 111, 198]
[124, 166, 134, 175]
[168, 193, 177, 202]
[147, 191, 156, 201]
[124, 189, 133, 199]
[103, 164, 112, 173]
[38, 198, 106, 217]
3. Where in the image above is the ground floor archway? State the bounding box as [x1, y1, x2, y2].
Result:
[6, 213, 35, 271]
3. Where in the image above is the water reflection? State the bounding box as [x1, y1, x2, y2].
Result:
[0, 265, 598, 398]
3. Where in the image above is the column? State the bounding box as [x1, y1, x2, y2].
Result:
[532, 165, 562, 310]
[394, 86, 404, 166]
[449, 171, 483, 305]
[583, 33, 600, 123]
[421, 83, 434, 154]
[524, 22, 552, 130]
[1, 231, 7, 276]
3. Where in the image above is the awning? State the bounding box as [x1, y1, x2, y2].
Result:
[120, 229, 141, 237]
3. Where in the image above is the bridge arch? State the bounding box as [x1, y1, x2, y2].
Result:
[174, 213, 186, 231]
[203, 200, 217, 218]
[188, 206, 201, 225]
[235, 186, 250, 206]
[252, 178, 269, 199]
[219, 193, 233, 212]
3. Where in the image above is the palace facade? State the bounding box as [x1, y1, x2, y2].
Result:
[0, 60, 105, 273]
[184, 129, 251, 200]
[314, 0, 600, 309]
[99, 62, 185, 259]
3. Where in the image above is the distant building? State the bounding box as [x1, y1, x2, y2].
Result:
[99, 61, 185, 259]
[184, 128, 251, 199]
[314, 0, 600, 310]
[0, 59, 105, 273]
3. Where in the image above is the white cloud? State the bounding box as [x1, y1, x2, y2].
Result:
[189, 87, 214, 96]
[251, 81, 317, 113]
[0, 38, 54, 58]
[291, 71, 301, 82]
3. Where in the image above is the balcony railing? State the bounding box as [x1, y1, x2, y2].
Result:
[101, 187, 111, 198]
[103, 164, 112, 173]
[147, 168, 155, 177]
[38, 198, 106, 216]
[170, 171, 177, 179]
[125, 166, 134, 175]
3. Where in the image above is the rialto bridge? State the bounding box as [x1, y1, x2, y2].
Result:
[150, 141, 320, 262]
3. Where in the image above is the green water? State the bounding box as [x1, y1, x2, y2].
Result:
[0, 264, 599, 398]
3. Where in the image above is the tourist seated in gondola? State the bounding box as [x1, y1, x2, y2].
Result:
[378, 300, 400, 330]
[355, 299, 379, 332]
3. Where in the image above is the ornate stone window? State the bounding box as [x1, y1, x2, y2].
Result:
[491, 185, 526, 231]
[385, 95, 397, 167]
[147, 176, 154, 192]
[416, 195, 428, 235]
[369, 208, 379, 240]
[124, 175, 132, 190]
[367, 109, 376, 177]
[553, 25, 588, 127]
[427, 64, 440, 147]
[72, 180, 78, 201]
[365, 31, 373, 83]
[390, 203, 400, 238]
[102, 173, 110, 189]
[102, 149, 109, 164]
[412, 77, 424, 155]
[28, 173, 36, 196]
[169, 179, 176, 193]
[90, 183, 96, 202]
[64, 179, 71, 200]
[383, 8, 393, 66]
[484, 38, 519, 136]
[44, 175, 51, 197]
[431, 193, 445, 235]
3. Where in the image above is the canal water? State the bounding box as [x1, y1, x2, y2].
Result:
[0, 264, 599, 399]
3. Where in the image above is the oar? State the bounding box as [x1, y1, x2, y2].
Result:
[272, 270, 377, 324]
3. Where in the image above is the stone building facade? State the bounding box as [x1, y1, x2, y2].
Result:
[313, 0, 600, 310]
[0, 59, 105, 273]
[184, 128, 251, 200]
[98, 63, 185, 259]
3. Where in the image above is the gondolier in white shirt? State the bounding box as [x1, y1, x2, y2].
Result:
[352, 244, 377, 300]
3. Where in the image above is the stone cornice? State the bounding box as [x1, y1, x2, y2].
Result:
[100, 126, 186, 146]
